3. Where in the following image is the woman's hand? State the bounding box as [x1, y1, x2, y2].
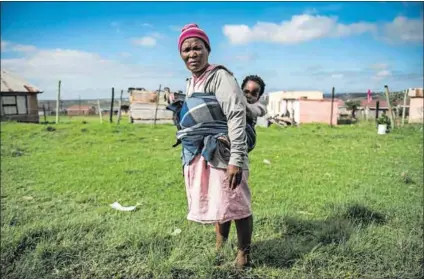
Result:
[227, 164, 243, 190]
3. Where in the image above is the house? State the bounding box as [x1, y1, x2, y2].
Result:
[267, 97, 338, 125]
[353, 99, 389, 120]
[298, 99, 338, 125]
[0, 69, 43, 123]
[267, 90, 323, 117]
[408, 88, 423, 123]
[67, 105, 96, 116]
[264, 90, 338, 125]
[333, 99, 347, 115]
[128, 88, 157, 104]
[407, 88, 423, 98]
[128, 87, 173, 123]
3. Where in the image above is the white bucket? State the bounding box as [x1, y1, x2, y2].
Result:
[378, 124, 387, 135]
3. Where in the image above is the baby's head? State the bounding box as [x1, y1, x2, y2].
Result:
[241, 75, 266, 104]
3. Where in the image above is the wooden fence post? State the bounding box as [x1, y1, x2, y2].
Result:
[117, 89, 123, 125]
[97, 100, 103, 124]
[330, 87, 335, 127]
[56, 80, 61, 124]
[384, 85, 396, 129]
[110, 87, 115, 123]
[153, 84, 162, 126]
[401, 89, 408, 127]
[43, 104, 47, 124]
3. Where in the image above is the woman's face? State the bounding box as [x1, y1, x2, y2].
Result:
[243, 80, 261, 104]
[180, 38, 209, 76]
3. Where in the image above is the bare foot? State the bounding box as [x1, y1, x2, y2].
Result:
[234, 250, 253, 269]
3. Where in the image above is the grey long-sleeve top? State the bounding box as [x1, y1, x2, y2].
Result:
[185, 66, 249, 169]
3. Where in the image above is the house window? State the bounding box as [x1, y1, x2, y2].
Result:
[17, 96, 28, 114]
[1, 95, 28, 115]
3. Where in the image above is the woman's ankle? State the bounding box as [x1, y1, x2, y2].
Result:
[235, 248, 252, 268]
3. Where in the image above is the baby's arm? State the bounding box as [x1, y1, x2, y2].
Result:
[246, 102, 267, 120]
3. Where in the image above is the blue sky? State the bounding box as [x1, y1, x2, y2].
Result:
[1, 1, 423, 100]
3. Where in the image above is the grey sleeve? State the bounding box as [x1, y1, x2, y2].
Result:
[246, 102, 267, 119]
[212, 70, 247, 167]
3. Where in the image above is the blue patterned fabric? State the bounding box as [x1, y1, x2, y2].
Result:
[246, 121, 256, 152]
[166, 92, 257, 166]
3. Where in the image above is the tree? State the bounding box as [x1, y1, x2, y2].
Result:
[389, 91, 404, 106]
[389, 91, 406, 117]
[344, 100, 361, 119]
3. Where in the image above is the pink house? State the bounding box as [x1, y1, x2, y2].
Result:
[277, 98, 338, 125]
[409, 97, 423, 123]
[297, 99, 338, 125]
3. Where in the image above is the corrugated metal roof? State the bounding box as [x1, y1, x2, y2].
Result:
[0, 69, 42, 93]
[360, 99, 388, 108]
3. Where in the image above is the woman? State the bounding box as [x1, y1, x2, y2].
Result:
[176, 23, 253, 268]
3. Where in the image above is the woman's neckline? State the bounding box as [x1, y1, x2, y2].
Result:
[192, 64, 215, 86]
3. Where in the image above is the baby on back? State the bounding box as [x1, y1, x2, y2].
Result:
[241, 75, 267, 152]
[165, 74, 267, 153]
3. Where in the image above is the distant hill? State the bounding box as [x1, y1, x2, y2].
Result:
[323, 92, 385, 101]
[38, 99, 130, 110]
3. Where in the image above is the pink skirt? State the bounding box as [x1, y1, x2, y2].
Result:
[183, 155, 252, 224]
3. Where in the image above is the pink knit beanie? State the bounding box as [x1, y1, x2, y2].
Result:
[178, 23, 211, 52]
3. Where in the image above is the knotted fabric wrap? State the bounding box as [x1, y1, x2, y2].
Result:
[167, 92, 257, 167]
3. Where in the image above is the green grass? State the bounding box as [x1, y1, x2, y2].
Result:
[1, 118, 423, 279]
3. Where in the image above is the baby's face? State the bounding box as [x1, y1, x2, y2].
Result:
[243, 80, 261, 104]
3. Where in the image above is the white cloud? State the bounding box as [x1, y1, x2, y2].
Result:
[223, 14, 424, 46]
[132, 36, 157, 47]
[142, 23, 153, 28]
[376, 70, 391, 78]
[331, 73, 344, 79]
[382, 16, 423, 43]
[0, 43, 184, 99]
[368, 63, 393, 81]
[11, 44, 37, 53]
[1, 40, 36, 53]
[372, 69, 392, 81]
[223, 14, 376, 45]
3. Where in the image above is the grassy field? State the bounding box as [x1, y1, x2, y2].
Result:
[1, 117, 423, 279]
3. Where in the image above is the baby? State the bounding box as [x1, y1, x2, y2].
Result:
[241, 75, 267, 152]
